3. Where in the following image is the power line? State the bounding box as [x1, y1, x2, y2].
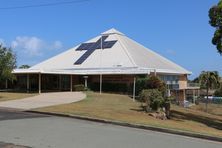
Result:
[0, 0, 90, 10]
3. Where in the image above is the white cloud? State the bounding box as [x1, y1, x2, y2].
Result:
[11, 36, 44, 56]
[11, 36, 63, 56]
[50, 40, 63, 50]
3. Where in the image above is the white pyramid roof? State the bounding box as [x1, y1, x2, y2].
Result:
[13, 28, 191, 75]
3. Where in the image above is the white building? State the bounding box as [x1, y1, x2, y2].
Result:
[13, 28, 193, 103]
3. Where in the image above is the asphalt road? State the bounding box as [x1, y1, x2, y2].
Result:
[0, 109, 221, 148]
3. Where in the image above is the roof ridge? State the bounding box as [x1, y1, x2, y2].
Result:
[102, 28, 125, 36]
[114, 34, 137, 67]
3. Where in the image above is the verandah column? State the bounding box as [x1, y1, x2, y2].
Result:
[38, 73, 41, 94]
[59, 75, 62, 91]
[27, 74, 30, 93]
[5, 79, 8, 89]
[133, 76, 136, 102]
[100, 74, 102, 94]
[70, 75, 73, 92]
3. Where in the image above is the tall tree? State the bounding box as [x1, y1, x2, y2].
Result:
[19, 65, 30, 69]
[214, 82, 222, 97]
[0, 45, 16, 84]
[209, 0, 222, 55]
[199, 71, 220, 112]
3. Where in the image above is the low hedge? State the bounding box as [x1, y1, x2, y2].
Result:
[74, 84, 85, 91]
[89, 82, 128, 93]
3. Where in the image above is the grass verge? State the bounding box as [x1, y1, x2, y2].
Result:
[35, 91, 222, 138]
[0, 92, 37, 102]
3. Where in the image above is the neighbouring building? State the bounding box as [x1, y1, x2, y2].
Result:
[12, 28, 198, 105]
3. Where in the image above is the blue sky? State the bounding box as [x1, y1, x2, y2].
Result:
[0, 0, 221, 79]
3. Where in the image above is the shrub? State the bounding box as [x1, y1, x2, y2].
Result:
[139, 89, 151, 111]
[147, 76, 166, 95]
[140, 89, 164, 111]
[135, 77, 149, 95]
[136, 76, 166, 96]
[164, 97, 171, 119]
[74, 84, 85, 91]
[89, 82, 128, 93]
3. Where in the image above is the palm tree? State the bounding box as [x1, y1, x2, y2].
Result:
[199, 71, 220, 112]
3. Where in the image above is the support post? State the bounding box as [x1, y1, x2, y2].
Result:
[84, 76, 88, 88]
[183, 89, 186, 102]
[154, 69, 157, 76]
[70, 75, 73, 92]
[133, 76, 136, 102]
[100, 74, 102, 94]
[167, 89, 171, 97]
[59, 75, 62, 91]
[5, 79, 8, 89]
[99, 35, 103, 95]
[38, 73, 41, 94]
[193, 89, 195, 104]
[27, 74, 30, 93]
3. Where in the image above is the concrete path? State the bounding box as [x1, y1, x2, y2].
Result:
[0, 109, 221, 148]
[0, 92, 86, 110]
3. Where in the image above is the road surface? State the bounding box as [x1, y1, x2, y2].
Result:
[0, 109, 221, 148]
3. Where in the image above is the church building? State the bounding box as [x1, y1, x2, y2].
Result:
[13, 28, 193, 103]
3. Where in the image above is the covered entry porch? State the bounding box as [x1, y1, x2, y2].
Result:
[15, 74, 78, 93]
[15, 74, 137, 97]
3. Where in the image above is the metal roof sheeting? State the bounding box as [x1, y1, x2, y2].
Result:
[13, 28, 191, 75]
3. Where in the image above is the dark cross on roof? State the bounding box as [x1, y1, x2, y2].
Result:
[74, 35, 117, 65]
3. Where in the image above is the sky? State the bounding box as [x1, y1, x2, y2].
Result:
[0, 0, 221, 79]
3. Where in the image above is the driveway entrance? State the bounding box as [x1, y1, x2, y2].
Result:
[0, 92, 86, 110]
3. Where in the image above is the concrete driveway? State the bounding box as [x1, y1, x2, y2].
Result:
[0, 92, 86, 110]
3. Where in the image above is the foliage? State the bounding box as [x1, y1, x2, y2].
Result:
[136, 75, 166, 95]
[164, 97, 171, 118]
[139, 89, 164, 111]
[0, 45, 16, 83]
[74, 84, 85, 91]
[146, 76, 166, 94]
[89, 82, 128, 93]
[135, 77, 149, 95]
[199, 71, 220, 112]
[199, 71, 220, 89]
[139, 89, 151, 111]
[214, 83, 222, 96]
[191, 77, 199, 83]
[209, 0, 222, 54]
[19, 65, 30, 69]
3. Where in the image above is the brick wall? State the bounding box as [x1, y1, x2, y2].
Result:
[179, 74, 187, 89]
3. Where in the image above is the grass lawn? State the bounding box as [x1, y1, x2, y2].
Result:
[0, 92, 37, 102]
[35, 91, 222, 137]
[190, 102, 222, 116]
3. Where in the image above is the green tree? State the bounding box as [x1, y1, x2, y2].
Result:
[140, 89, 164, 111]
[146, 76, 166, 94]
[136, 75, 166, 96]
[0, 45, 16, 84]
[209, 0, 222, 54]
[19, 65, 30, 69]
[199, 71, 220, 112]
[214, 82, 222, 96]
[191, 77, 199, 83]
